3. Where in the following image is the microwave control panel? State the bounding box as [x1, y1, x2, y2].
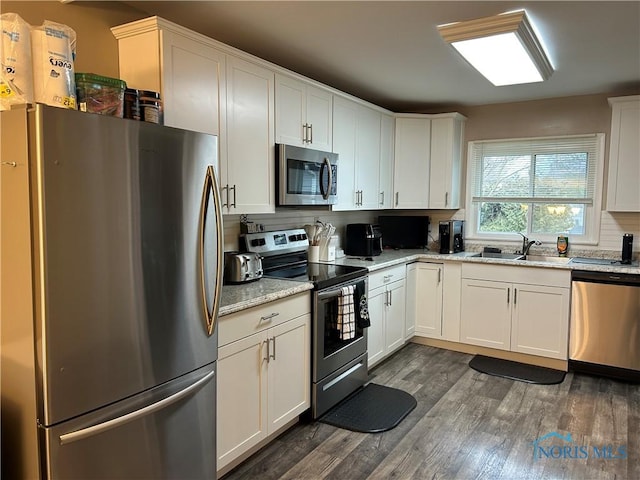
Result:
[242, 228, 309, 257]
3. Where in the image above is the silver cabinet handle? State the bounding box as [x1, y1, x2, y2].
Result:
[59, 371, 215, 445]
[264, 338, 270, 363]
[270, 337, 276, 360]
[230, 184, 237, 208]
[437, 268, 441, 284]
[514, 288, 517, 305]
[395, 192, 399, 206]
[221, 185, 228, 208]
[309, 123, 313, 144]
[199, 165, 224, 336]
[260, 312, 279, 323]
[445, 192, 449, 207]
[302, 123, 308, 143]
[507, 288, 510, 304]
[380, 191, 384, 205]
[389, 289, 393, 306]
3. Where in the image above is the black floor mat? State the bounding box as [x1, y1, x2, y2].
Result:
[319, 383, 417, 433]
[469, 355, 566, 384]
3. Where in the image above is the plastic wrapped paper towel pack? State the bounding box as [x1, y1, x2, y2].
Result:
[31, 20, 77, 109]
[0, 13, 34, 110]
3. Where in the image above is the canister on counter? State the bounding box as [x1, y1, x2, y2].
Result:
[557, 235, 569, 256]
[139, 90, 163, 124]
[123, 88, 141, 120]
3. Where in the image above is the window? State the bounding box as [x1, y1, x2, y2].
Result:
[466, 134, 605, 244]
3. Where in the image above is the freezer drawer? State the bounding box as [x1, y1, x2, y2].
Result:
[43, 363, 216, 479]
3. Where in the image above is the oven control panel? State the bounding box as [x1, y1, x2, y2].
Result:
[242, 228, 309, 256]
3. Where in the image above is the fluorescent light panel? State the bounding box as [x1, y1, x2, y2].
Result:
[438, 10, 553, 86]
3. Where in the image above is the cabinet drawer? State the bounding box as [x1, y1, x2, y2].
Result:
[461, 263, 570, 288]
[369, 264, 406, 290]
[219, 293, 311, 346]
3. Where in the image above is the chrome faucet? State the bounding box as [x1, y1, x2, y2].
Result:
[517, 232, 542, 256]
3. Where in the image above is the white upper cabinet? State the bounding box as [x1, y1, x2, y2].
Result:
[112, 18, 226, 138]
[275, 74, 333, 151]
[393, 113, 466, 210]
[355, 105, 382, 209]
[379, 114, 395, 209]
[113, 17, 276, 215]
[224, 57, 275, 214]
[393, 116, 431, 209]
[607, 96, 640, 212]
[332, 96, 358, 210]
[332, 98, 389, 211]
[429, 114, 466, 209]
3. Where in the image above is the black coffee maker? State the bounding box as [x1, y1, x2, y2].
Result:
[439, 220, 465, 254]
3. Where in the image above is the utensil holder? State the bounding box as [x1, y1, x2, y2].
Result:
[308, 245, 320, 263]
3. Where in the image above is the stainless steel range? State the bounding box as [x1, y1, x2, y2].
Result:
[242, 229, 369, 418]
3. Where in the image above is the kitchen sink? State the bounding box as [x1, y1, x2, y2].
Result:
[521, 255, 572, 264]
[472, 252, 525, 260]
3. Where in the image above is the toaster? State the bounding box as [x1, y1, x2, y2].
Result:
[224, 252, 263, 284]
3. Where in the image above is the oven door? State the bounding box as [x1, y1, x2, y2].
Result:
[313, 277, 368, 382]
[277, 143, 337, 206]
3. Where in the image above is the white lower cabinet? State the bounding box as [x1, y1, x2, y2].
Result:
[460, 264, 570, 359]
[217, 294, 311, 473]
[406, 261, 462, 342]
[367, 265, 406, 367]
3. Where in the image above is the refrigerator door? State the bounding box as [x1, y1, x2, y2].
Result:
[30, 105, 223, 426]
[44, 363, 216, 479]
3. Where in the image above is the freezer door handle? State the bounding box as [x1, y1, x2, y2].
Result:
[58, 370, 215, 446]
[199, 165, 224, 336]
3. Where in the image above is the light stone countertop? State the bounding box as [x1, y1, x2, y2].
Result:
[219, 278, 313, 317]
[331, 249, 640, 274]
[219, 248, 639, 315]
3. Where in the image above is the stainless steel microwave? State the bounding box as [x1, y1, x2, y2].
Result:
[277, 143, 338, 206]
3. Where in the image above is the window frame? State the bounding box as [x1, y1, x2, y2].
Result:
[465, 133, 605, 245]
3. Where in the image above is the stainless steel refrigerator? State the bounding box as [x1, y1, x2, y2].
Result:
[1, 104, 223, 479]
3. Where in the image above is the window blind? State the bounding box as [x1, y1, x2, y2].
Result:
[470, 135, 601, 205]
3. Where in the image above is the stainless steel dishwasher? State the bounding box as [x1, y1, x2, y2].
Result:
[570, 269, 640, 381]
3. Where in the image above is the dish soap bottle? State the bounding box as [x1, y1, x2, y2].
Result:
[557, 235, 569, 257]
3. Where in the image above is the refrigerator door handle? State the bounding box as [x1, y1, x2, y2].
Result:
[199, 165, 224, 336]
[58, 370, 215, 446]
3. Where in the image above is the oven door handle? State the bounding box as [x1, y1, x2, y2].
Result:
[318, 287, 345, 301]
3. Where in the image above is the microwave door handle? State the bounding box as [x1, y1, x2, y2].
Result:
[324, 158, 333, 200]
[320, 158, 332, 200]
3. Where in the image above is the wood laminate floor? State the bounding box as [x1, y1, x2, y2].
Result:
[222, 343, 640, 480]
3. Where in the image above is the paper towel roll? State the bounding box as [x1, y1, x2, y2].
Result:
[0, 13, 34, 110]
[31, 20, 76, 109]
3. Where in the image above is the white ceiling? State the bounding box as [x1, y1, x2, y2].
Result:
[121, 1, 640, 112]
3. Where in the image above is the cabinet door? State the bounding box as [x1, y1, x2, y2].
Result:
[306, 85, 333, 151]
[356, 105, 382, 209]
[332, 96, 358, 210]
[367, 286, 386, 367]
[385, 280, 406, 355]
[511, 284, 569, 360]
[379, 114, 395, 209]
[161, 30, 226, 137]
[217, 332, 268, 471]
[226, 57, 275, 214]
[268, 315, 311, 433]
[429, 117, 463, 209]
[607, 97, 640, 211]
[460, 279, 511, 350]
[275, 74, 305, 147]
[405, 264, 417, 340]
[393, 117, 430, 209]
[413, 263, 443, 338]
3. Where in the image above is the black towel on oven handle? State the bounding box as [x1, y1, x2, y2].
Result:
[355, 282, 370, 328]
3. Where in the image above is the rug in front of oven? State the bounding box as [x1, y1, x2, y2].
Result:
[319, 383, 417, 433]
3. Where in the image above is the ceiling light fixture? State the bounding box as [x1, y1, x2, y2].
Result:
[438, 10, 554, 86]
